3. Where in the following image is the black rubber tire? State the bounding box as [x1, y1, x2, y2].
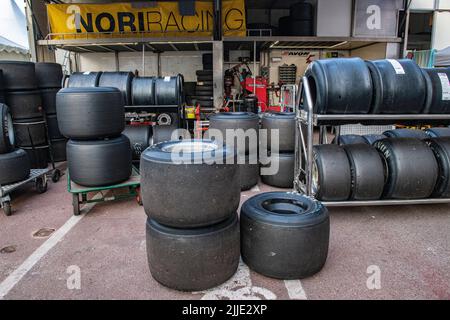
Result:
[243, 96, 259, 114]
[141, 140, 240, 228]
[421, 68, 450, 114]
[197, 75, 213, 82]
[343, 144, 385, 200]
[13, 119, 47, 147]
[123, 125, 152, 160]
[425, 127, 450, 138]
[56, 87, 124, 140]
[197, 80, 213, 86]
[196, 85, 213, 92]
[196, 70, 213, 77]
[67, 135, 132, 187]
[146, 214, 240, 291]
[374, 138, 438, 199]
[22, 145, 49, 169]
[312, 144, 351, 201]
[67, 72, 102, 88]
[35, 63, 63, 89]
[152, 125, 188, 144]
[289, 19, 314, 36]
[98, 71, 134, 105]
[426, 138, 450, 198]
[203, 64, 213, 71]
[4, 90, 43, 120]
[154, 76, 183, 105]
[0, 61, 37, 90]
[195, 92, 214, 98]
[241, 192, 329, 279]
[334, 134, 367, 145]
[261, 152, 294, 188]
[366, 59, 427, 114]
[261, 112, 295, 152]
[0, 104, 14, 154]
[290, 2, 313, 20]
[208, 112, 259, 155]
[46, 114, 63, 140]
[383, 129, 429, 140]
[40, 88, 59, 115]
[132, 77, 155, 105]
[239, 153, 259, 191]
[0, 149, 31, 184]
[362, 134, 387, 145]
[197, 100, 214, 107]
[305, 58, 373, 114]
[49, 139, 67, 162]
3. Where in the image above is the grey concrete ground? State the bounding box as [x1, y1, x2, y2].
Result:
[0, 167, 449, 300]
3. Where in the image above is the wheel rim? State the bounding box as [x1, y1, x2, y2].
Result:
[312, 161, 319, 194]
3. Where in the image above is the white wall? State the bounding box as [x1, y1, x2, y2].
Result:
[431, 11, 450, 50]
[75, 51, 206, 82]
[316, 0, 352, 37]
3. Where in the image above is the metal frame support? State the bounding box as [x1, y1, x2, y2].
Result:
[213, 0, 222, 41]
[213, 41, 224, 110]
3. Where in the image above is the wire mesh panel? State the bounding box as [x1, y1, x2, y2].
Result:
[339, 124, 394, 135]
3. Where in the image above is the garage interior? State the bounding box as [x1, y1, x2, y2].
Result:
[1, 0, 450, 300]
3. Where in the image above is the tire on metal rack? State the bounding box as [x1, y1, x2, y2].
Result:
[0, 103, 14, 154]
[0, 149, 31, 184]
[67, 135, 132, 187]
[362, 134, 387, 145]
[123, 125, 152, 160]
[289, 20, 313, 36]
[140, 140, 240, 228]
[343, 144, 385, 200]
[239, 153, 259, 191]
[312, 144, 352, 201]
[366, 59, 426, 114]
[131, 77, 155, 105]
[383, 129, 429, 140]
[261, 112, 295, 152]
[208, 112, 259, 155]
[305, 58, 373, 114]
[40, 88, 59, 115]
[374, 138, 438, 199]
[196, 85, 213, 92]
[154, 75, 183, 105]
[425, 127, 450, 138]
[0, 61, 37, 90]
[67, 72, 102, 88]
[240, 192, 329, 279]
[22, 145, 49, 169]
[334, 134, 367, 145]
[4, 90, 43, 120]
[146, 214, 240, 291]
[56, 87, 124, 140]
[421, 68, 450, 114]
[426, 137, 450, 198]
[13, 119, 47, 147]
[98, 71, 134, 105]
[261, 152, 295, 188]
[35, 62, 63, 89]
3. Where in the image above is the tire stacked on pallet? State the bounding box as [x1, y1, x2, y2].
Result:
[240, 192, 329, 279]
[0, 103, 31, 188]
[0, 61, 48, 168]
[278, 2, 314, 36]
[35, 62, 67, 162]
[208, 112, 260, 190]
[261, 112, 296, 188]
[141, 140, 240, 291]
[98, 71, 134, 105]
[57, 87, 132, 187]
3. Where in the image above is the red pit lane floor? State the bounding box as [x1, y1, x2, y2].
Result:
[1, 166, 449, 300]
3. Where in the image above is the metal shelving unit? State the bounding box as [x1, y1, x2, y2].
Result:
[294, 75, 450, 207]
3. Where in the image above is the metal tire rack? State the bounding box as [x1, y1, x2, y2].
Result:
[294, 75, 450, 207]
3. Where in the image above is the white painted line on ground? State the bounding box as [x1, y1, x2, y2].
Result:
[0, 193, 102, 299]
[284, 280, 307, 300]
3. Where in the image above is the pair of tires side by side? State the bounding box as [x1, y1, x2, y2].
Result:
[141, 140, 240, 228]
[241, 192, 329, 279]
[336, 129, 429, 146]
[67, 135, 132, 187]
[56, 87, 125, 140]
[313, 144, 385, 201]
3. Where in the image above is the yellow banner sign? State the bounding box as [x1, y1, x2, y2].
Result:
[47, 1, 246, 39]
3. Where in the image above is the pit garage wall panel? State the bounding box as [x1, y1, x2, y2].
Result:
[77, 51, 205, 82]
[431, 11, 450, 50]
[350, 43, 387, 60]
